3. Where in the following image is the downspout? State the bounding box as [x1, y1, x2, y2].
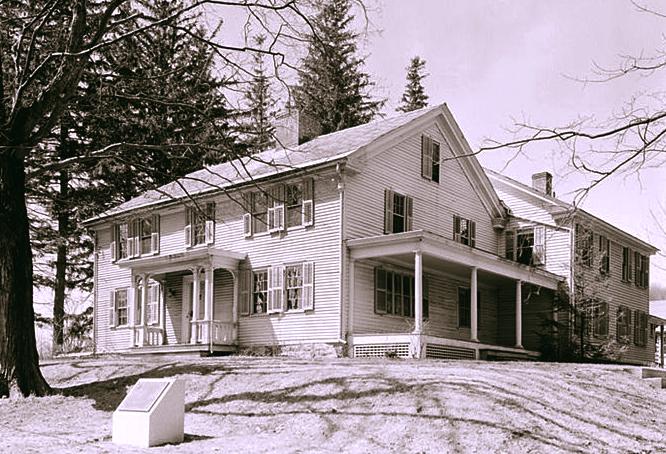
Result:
[337, 161, 347, 346]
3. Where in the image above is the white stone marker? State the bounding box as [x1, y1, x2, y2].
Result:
[112, 378, 185, 448]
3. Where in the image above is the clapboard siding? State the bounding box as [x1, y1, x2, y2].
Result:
[497, 283, 553, 351]
[351, 261, 501, 345]
[490, 174, 559, 225]
[345, 124, 500, 254]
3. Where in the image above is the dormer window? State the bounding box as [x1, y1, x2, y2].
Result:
[421, 134, 440, 183]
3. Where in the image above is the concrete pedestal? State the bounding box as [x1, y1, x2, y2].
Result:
[112, 378, 185, 448]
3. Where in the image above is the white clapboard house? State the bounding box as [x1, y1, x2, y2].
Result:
[83, 104, 657, 363]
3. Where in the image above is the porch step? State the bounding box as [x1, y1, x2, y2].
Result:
[643, 377, 666, 389]
[641, 368, 666, 379]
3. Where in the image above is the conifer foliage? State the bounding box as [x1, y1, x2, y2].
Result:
[244, 35, 277, 153]
[296, 0, 384, 141]
[397, 56, 429, 113]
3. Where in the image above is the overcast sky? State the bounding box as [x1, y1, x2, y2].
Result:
[356, 0, 666, 282]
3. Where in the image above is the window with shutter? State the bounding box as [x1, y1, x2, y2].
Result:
[516, 229, 535, 265]
[302, 178, 314, 227]
[252, 192, 269, 234]
[150, 214, 160, 255]
[592, 302, 608, 338]
[205, 202, 215, 244]
[239, 269, 252, 316]
[622, 247, 632, 282]
[616, 305, 630, 342]
[421, 135, 440, 183]
[114, 289, 128, 326]
[453, 215, 475, 247]
[127, 220, 136, 258]
[383, 190, 411, 234]
[373, 267, 426, 319]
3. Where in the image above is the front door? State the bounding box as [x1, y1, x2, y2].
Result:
[181, 276, 205, 343]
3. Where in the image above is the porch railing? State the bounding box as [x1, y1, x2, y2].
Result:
[191, 320, 235, 345]
[132, 325, 164, 347]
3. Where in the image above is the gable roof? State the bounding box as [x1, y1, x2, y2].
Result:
[486, 168, 658, 254]
[84, 103, 507, 226]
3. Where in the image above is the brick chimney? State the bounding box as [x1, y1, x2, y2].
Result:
[532, 171, 553, 196]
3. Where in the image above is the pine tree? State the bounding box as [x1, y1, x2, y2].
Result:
[296, 0, 384, 141]
[397, 56, 429, 113]
[244, 35, 276, 153]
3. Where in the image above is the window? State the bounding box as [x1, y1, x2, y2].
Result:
[240, 262, 314, 315]
[185, 202, 215, 247]
[634, 309, 648, 346]
[286, 183, 303, 228]
[616, 305, 631, 342]
[252, 192, 269, 234]
[622, 247, 632, 282]
[147, 283, 160, 325]
[252, 270, 268, 314]
[374, 268, 429, 318]
[453, 216, 476, 247]
[635, 252, 649, 289]
[111, 216, 160, 261]
[110, 288, 128, 327]
[457, 287, 481, 329]
[590, 302, 608, 338]
[421, 134, 440, 183]
[505, 226, 545, 266]
[598, 235, 610, 275]
[576, 224, 593, 267]
[384, 190, 413, 234]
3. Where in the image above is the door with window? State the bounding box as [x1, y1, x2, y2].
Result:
[181, 276, 205, 343]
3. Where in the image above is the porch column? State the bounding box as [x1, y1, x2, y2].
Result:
[204, 266, 214, 344]
[128, 276, 138, 347]
[349, 259, 355, 335]
[515, 280, 523, 349]
[413, 250, 423, 335]
[191, 267, 201, 344]
[470, 267, 479, 342]
[659, 325, 664, 367]
[232, 270, 239, 342]
[140, 273, 149, 346]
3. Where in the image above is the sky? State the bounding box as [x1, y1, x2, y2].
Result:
[356, 0, 666, 283]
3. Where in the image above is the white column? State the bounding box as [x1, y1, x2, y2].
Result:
[515, 280, 523, 348]
[232, 270, 239, 343]
[140, 274, 149, 346]
[191, 267, 200, 343]
[414, 251, 423, 334]
[348, 259, 356, 336]
[128, 276, 138, 347]
[660, 325, 664, 368]
[470, 267, 479, 342]
[204, 266, 214, 345]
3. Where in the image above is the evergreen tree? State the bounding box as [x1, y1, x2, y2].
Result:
[296, 0, 384, 141]
[397, 56, 429, 113]
[244, 35, 276, 153]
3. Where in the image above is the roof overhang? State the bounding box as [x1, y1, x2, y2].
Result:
[347, 230, 563, 290]
[116, 247, 246, 276]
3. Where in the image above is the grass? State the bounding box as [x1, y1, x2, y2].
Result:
[1, 355, 666, 453]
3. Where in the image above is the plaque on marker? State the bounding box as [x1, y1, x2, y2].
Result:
[117, 380, 169, 412]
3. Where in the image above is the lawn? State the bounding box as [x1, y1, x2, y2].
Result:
[1, 355, 665, 453]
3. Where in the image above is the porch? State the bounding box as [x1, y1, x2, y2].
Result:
[347, 230, 563, 359]
[117, 247, 246, 353]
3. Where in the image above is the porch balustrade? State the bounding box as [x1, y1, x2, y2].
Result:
[190, 320, 234, 345]
[132, 326, 164, 347]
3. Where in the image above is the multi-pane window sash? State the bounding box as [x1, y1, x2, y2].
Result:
[374, 268, 429, 319]
[590, 302, 609, 338]
[453, 215, 476, 247]
[109, 288, 128, 327]
[622, 247, 633, 282]
[111, 215, 160, 262]
[575, 224, 594, 267]
[633, 309, 648, 346]
[505, 226, 545, 266]
[185, 202, 215, 247]
[634, 253, 649, 289]
[598, 235, 610, 275]
[457, 287, 481, 329]
[240, 262, 314, 315]
[421, 134, 441, 183]
[384, 190, 413, 234]
[616, 305, 631, 342]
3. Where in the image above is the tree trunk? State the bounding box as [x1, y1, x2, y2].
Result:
[0, 147, 52, 397]
[52, 122, 71, 354]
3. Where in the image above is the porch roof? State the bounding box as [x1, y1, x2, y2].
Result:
[347, 230, 563, 290]
[116, 246, 246, 275]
